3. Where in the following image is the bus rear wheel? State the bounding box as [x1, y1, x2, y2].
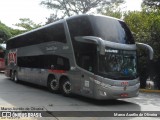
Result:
[48, 77, 59, 93]
[60, 79, 71, 96]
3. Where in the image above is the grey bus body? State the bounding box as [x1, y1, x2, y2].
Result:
[5, 14, 153, 99]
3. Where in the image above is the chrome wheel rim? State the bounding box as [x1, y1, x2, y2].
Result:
[50, 79, 59, 90]
[63, 81, 71, 94]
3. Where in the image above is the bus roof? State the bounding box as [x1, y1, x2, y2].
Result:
[66, 14, 123, 22]
[8, 14, 123, 42]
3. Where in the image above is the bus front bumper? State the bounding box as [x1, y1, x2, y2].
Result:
[94, 83, 140, 100]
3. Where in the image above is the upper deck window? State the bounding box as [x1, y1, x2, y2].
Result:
[7, 23, 66, 49]
[67, 16, 94, 41]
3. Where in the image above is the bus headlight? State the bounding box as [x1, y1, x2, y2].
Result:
[94, 79, 111, 88]
[94, 79, 101, 85]
[90, 77, 111, 88]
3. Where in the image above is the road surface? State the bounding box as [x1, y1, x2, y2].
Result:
[0, 73, 159, 120]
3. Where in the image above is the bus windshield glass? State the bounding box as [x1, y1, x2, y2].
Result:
[92, 16, 134, 44]
[99, 48, 137, 80]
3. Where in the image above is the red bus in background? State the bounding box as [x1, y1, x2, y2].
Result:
[0, 49, 5, 72]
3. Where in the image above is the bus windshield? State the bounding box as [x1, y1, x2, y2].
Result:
[92, 16, 134, 44]
[99, 48, 137, 80]
[67, 15, 137, 77]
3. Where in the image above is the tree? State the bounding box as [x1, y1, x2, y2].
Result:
[41, 0, 124, 23]
[9, 28, 24, 37]
[0, 21, 31, 43]
[45, 11, 62, 24]
[124, 10, 160, 89]
[14, 18, 42, 31]
[142, 0, 160, 9]
[0, 22, 12, 43]
[101, 1, 123, 19]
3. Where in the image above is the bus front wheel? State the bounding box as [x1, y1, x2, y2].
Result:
[60, 79, 71, 96]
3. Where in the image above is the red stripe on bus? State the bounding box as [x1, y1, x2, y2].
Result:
[48, 70, 66, 74]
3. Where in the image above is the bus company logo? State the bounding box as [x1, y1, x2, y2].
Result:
[8, 51, 17, 65]
[2, 112, 12, 118]
[121, 81, 129, 86]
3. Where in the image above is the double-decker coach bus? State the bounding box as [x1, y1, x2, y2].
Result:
[5, 14, 153, 99]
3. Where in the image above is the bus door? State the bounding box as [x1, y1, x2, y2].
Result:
[78, 53, 95, 97]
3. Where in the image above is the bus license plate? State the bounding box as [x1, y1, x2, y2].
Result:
[120, 93, 128, 97]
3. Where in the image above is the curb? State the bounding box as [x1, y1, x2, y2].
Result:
[140, 89, 160, 93]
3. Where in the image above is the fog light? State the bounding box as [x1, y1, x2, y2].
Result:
[99, 90, 107, 96]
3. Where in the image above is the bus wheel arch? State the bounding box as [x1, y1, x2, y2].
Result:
[47, 74, 59, 93]
[59, 76, 72, 96]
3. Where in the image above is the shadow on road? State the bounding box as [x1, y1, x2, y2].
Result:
[5, 77, 49, 91]
[5, 78, 137, 104]
[69, 94, 141, 108]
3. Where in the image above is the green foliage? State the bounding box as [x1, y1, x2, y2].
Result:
[124, 11, 149, 42]
[123, 9, 160, 89]
[101, 2, 123, 19]
[124, 10, 160, 61]
[14, 18, 42, 31]
[0, 20, 32, 43]
[0, 22, 12, 43]
[9, 28, 25, 37]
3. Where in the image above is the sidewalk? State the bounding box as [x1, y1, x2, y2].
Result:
[140, 89, 160, 93]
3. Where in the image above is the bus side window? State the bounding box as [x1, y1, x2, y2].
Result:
[57, 57, 64, 66]
[56, 57, 70, 70]
[57, 57, 64, 70]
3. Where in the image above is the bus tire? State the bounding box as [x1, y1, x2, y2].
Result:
[13, 71, 19, 83]
[60, 79, 71, 96]
[48, 76, 59, 93]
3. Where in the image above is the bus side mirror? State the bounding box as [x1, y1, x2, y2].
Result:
[75, 36, 106, 55]
[136, 42, 154, 60]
